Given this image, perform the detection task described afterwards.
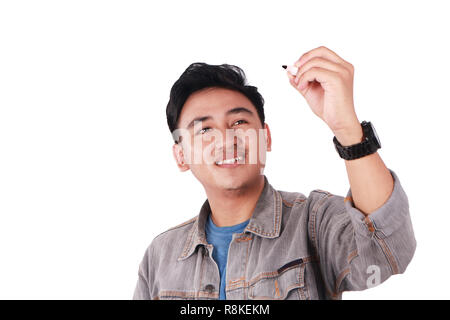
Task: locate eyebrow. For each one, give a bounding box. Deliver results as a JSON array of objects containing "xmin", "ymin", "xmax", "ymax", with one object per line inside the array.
[{"xmin": 186, "ymin": 107, "xmax": 254, "ymax": 129}]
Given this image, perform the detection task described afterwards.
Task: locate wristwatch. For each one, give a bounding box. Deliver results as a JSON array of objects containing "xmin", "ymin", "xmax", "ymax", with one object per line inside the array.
[{"xmin": 333, "ymin": 121, "xmax": 381, "ymax": 160}]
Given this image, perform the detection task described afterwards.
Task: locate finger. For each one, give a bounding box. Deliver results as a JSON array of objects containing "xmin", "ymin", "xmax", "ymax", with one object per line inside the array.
[
  {"xmin": 286, "ymin": 70, "xmax": 297, "ymax": 87},
  {"xmin": 296, "ymin": 67, "xmax": 339, "ymax": 91},
  {"xmin": 294, "ymin": 57, "xmax": 349, "ymax": 85},
  {"xmin": 294, "ymin": 46, "xmax": 353, "ymax": 72}
]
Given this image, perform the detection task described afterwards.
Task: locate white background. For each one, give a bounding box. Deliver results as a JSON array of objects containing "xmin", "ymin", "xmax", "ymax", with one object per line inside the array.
[{"xmin": 0, "ymin": 0, "xmax": 449, "ymax": 299}]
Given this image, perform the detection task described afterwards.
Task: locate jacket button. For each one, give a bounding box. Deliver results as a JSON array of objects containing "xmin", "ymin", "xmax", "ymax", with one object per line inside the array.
[{"xmin": 204, "ymin": 284, "xmax": 215, "ymax": 293}]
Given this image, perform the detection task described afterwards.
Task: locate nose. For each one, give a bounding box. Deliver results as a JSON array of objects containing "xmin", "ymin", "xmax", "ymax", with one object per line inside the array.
[{"xmin": 214, "ymin": 128, "xmax": 245, "ymax": 160}]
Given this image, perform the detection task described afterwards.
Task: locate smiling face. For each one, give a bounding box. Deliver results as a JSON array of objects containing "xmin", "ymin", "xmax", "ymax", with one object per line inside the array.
[{"xmin": 173, "ymin": 87, "xmax": 272, "ymax": 193}]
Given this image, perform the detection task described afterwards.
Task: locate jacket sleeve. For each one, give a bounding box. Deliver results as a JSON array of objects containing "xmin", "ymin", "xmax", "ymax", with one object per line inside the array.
[
  {"xmin": 132, "ymin": 245, "xmax": 152, "ymax": 300},
  {"xmin": 307, "ymin": 168, "xmax": 416, "ymax": 299}
]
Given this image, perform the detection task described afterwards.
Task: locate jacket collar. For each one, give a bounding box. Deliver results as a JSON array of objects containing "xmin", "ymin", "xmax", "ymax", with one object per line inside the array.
[{"xmin": 178, "ymin": 175, "xmax": 282, "ymax": 261}]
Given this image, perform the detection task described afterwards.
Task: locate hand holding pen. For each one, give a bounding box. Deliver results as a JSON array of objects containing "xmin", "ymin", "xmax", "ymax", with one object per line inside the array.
[{"xmin": 282, "ymin": 46, "xmax": 363, "ymax": 145}]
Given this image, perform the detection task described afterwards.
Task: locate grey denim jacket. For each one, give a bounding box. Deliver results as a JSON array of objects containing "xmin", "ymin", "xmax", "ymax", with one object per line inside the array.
[{"xmin": 133, "ymin": 168, "xmax": 416, "ymax": 300}]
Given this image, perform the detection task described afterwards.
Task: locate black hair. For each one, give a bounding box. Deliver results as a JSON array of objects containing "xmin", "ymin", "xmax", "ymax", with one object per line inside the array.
[{"xmin": 166, "ymin": 62, "xmax": 265, "ymax": 143}]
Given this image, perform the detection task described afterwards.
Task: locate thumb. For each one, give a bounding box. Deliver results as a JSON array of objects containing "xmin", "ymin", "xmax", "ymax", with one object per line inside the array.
[
  {"xmin": 286, "ymin": 71, "xmax": 297, "ymax": 88},
  {"xmin": 286, "ymin": 70, "xmax": 308, "ymax": 96}
]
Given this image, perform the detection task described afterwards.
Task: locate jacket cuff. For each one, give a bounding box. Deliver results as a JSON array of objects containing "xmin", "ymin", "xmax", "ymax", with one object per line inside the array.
[{"xmin": 344, "ymin": 168, "xmax": 410, "ymax": 238}]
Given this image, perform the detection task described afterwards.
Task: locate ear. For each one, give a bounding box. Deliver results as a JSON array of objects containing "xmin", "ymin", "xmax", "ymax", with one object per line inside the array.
[
  {"xmin": 264, "ymin": 123, "xmax": 272, "ymax": 152},
  {"xmin": 172, "ymin": 143, "xmax": 190, "ymax": 172}
]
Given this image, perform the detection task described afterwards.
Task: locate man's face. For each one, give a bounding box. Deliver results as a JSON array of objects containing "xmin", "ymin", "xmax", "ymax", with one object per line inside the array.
[{"xmin": 173, "ymin": 87, "xmax": 271, "ymax": 192}]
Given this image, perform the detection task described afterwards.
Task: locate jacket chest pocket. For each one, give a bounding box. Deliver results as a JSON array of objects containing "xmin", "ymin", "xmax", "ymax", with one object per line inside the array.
[{"xmin": 248, "ymin": 258, "xmax": 307, "ymax": 300}]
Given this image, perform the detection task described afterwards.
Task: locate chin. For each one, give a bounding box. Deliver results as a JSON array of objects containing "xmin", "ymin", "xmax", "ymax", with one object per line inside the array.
[
  {"xmin": 192, "ymin": 164, "xmax": 263, "ymax": 192},
  {"xmin": 217, "ymin": 177, "xmax": 246, "ymax": 191},
  {"xmin": 211, "ymin": 166, "xmax": 261, "ymax": 191}
]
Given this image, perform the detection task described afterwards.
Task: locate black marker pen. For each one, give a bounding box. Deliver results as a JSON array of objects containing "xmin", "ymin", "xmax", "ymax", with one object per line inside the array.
[{"xmin": 282, "ymin": 64, "xmax": 299, "ymax": 76}]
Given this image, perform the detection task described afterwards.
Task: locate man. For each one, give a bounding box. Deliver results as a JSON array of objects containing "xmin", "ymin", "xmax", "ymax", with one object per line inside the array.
[{"xmin": 133, "ymin": 46, "xmax": 416, "ymax": 300}]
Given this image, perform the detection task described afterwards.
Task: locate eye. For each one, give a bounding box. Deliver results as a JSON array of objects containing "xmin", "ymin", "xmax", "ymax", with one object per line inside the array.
[
  {"xmin": 198, "ymin": 127, "xmax": 212, "ymax": 135},
  {"xmin": 233, "ymin": 119, "xmax": 248, "ymax": 126}
]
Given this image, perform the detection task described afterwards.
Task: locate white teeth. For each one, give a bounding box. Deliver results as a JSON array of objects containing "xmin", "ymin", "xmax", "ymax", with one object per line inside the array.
[{"xmin": 215, "ymin": 156, "xmax": 243, "ymax": 165}]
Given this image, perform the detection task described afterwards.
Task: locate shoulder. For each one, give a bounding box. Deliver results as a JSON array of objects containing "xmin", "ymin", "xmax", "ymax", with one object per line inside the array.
[
  {"xmin": 307, "ymin": 189, "xmax": 336, "ymax": 206},
  {"xmin": 276, "ymin": 186, "xmax": 340, "ymax": 208},
  {"xmin": 277, "ymin": 189, "xmax": 308, "ymax": 208},
  {"xmin": 152, "ymin": 215, "xmax": 197, "ymax": 244},
  {"xmin": 306, "ymin": 188, "xmax": 347, "ymax": 213},
  {"xmin": 278, "ymin": 185, "xmax": 346, "ymax": 217},
  {"xmin": 139, "ymin": 215, "xmax": 198, "ymax": 268}
]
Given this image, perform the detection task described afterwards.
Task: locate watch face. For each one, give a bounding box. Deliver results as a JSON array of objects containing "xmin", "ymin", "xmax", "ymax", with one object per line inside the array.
[{"xmin": 369, "ymin": 122, "xmax": 381, "ymax": 148}]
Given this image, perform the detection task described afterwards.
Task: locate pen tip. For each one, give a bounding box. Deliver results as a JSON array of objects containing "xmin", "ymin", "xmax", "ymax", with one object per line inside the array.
[{"xmin": 282, "ymin": 65, "xmax": 287, "ymax": 69}]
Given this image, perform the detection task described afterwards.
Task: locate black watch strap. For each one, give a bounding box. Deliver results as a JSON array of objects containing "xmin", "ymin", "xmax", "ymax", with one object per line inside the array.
[{"xmin": 333, "ymin": 121, "xmax": 381, "ymax": 160}]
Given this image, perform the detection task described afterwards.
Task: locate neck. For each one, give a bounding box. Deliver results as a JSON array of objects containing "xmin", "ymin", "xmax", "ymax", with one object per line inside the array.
[{"xmin": 205, "ymin": 175, "xmax": 265, "ymax": 227}]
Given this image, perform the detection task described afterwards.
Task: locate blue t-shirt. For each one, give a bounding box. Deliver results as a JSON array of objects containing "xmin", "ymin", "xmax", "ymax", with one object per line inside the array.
[{"xmin": 205, "ymin": 214, "xmax": 250, "ymax": 300}]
